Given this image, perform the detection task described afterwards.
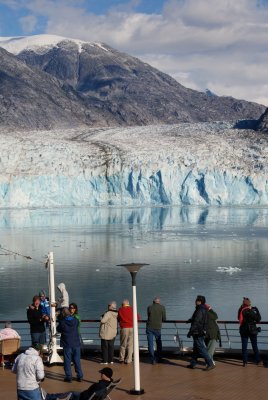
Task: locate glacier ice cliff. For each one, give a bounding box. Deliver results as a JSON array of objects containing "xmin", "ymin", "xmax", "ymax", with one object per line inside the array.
[{"xmin": 0, "ymin": 122, "xmax": 268, "ymax": 208}]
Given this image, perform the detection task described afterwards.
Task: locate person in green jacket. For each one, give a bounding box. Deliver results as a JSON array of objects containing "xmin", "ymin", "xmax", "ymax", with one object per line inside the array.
[
  {"xmin": 146, "ymin": 297, "xmax": 166, "ymax": 364},
  {"xmin": 69, "ymin": 303, "xmax": 81, "ymax": 334},
  {"xmin": 204, "ymin": 304, "xmax": 221, "ymax": 364}
]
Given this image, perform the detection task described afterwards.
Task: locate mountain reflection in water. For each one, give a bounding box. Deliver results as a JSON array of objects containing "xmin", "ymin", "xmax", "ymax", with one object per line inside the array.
[{"xmin": 0, "ymin": 206, "xmax": 268, "ymax": 321}]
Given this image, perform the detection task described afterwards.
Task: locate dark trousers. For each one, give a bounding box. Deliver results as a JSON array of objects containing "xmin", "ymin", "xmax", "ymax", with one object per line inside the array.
[
  {"xmin": 190, "ymin": 336, "xmax": 213, "ymax": 367},
  {"xmin": 241, "ymin": 334, "xmax": 260, "ymax": 363},
  {"xmin": 101, "ymin": 338, "xmax": 115, "ymax": 363},
  {"xmin": 146, "ymin": 328, "xmax": 162, "ymax": 362}
]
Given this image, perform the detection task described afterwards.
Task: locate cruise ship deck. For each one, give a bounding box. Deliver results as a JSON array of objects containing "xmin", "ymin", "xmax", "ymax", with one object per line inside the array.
[{"xmin": 1, "ymin": 353, "xmax": 267, "ymax": 400}]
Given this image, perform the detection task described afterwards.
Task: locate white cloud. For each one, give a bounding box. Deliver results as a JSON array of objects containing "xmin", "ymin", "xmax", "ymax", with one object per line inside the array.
[
  {"xmin": 5, "ymin": 0, "xmax": 268, "ymax": 105},
  {"xmin": 20, "ymin": 14, "xmax": 37, "ymax": 33}
]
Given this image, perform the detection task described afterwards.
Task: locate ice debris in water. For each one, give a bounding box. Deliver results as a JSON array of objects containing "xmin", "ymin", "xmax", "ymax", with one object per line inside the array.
[{"xmin": 216, "ymin": 266, "xmax": 242, "ymax": 275}]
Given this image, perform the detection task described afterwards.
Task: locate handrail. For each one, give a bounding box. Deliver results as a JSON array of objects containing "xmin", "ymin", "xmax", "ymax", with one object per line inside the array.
[
  {"xmin": 1, "ymin": 319, "xmax": 267, "ymax": 353},
  {"xmin": 1, "ymin": 319, "xmax": 268, "ymax": 324}
]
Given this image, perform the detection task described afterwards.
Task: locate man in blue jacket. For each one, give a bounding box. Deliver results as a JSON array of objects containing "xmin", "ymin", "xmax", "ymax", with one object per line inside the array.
[
  {"xmin": 187, "ymin": 295, "xmax": 215, "ymax": 371},
  {"xmin": 58, "ymin": 308, "xmax": 83, "ymax": 382}
]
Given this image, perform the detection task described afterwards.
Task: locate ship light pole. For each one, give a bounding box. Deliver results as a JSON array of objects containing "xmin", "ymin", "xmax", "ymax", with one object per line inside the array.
[{"xmin": 118, "ymin": 262, "xmax": 149, "ymax": 395}]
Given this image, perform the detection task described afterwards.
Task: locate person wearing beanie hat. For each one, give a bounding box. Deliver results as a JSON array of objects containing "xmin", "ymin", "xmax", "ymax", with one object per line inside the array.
[
  {"xmin": 39, "ymin": 290, "xmax": 50, "ymax": 318},
  {"xmin": 99, "ymin": 302, "xmax": 118, "ymax": 364},
  {"xmin": 187, "ymin": 295, "xmax": 215, "ymax": 371},
  {"xmin": 238, "ymin": 297, "xmax": 262, "ymax": 366}
]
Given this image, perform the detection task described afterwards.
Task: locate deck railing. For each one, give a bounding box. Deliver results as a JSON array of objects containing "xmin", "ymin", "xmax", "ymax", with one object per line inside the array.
[{"xmin": 1, "ymin": 320, "xmax": 268, "ymax": 353}]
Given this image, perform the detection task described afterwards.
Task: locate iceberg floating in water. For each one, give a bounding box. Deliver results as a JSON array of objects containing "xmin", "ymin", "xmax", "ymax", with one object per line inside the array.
[
  {"xmin": 0, "ymin": 123, "xmax": 267, "ymax": 208},
  {"xmin": 216, "ymin": 266, "xmax": 242, "ymax": 275}
]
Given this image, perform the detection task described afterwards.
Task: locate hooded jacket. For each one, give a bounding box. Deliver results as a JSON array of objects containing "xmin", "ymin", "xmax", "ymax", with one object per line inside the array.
[
  {"xmin": 99, "ymin": 310, "xmax": 118, "ymax": 340},
  {"xmin": 58, "ymin": 316, "xmax": 80, "ymax": 348},
  {"xmin": 57, "ymin": 283, "xmax": 69, "ymax": 308},
  {"xmin": 12, "ymin": 347, "xmax": 44, "ymax": 390}
]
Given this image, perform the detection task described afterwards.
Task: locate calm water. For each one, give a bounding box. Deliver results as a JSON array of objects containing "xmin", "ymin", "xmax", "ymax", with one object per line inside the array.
[{"xmin": 0, "ymin": 206, "xmax": 268, "ymax": 322}]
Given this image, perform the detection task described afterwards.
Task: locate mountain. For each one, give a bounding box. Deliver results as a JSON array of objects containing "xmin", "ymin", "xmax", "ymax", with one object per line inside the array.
[
  {"xmin": 256, "ymin": 108, "xmax": 268, "ymax": 132},
  {"xmin": 0, "ymin": 35, "xmax": 266, "ymax": 129},
  {"xmin": 0, "ymin": 46, "xmax": 124, "ymax": 129}
]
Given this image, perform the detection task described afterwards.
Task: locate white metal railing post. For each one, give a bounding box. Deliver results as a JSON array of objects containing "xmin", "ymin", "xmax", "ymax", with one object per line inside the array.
[{"xmin": 48, "ymin": 251, "xmax": 63, "ymax": 364}]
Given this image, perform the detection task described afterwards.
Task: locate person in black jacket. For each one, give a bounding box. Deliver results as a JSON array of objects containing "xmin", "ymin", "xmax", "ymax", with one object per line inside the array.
[
  {"xmin": 238, "ymin": 297, "xmax": 261, "ymax": 366},
  {"xmin": 187, "ymin": 295, "xmax": 215, "ymax": 371},
  {"xmin": 27, "ymin": 295, "xmax": 49, "ymax": 346},
  {"xmin": 43, "ymin": 367, "xmax": 113, "ymax": 400}
]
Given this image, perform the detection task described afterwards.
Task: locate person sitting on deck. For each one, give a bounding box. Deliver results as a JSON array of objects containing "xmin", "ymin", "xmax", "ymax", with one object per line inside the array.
[
  {"xmin": 0, "ymin": 321, "xmax": 20, "ymax": 340},
  {"xmin": 0, "ymin": 321, "xmax": 21, "ymax": 366},
  {"xmin": 42, "ymin": 367, "xmax": 114, "ymax": 400}
]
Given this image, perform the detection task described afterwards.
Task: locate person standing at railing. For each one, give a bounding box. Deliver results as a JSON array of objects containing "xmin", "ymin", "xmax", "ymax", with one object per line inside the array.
[
  {"xmin": 118, "ymin": 299, "xmax": 140, "ymax": 364},
  {"xmin": 146, "ymin": 297, "xmax": 166, "ymax": 364},
  {"xmin": 57, "ymin": 307, "xmax": 83, "ymax": 383},
  {"xmin": 99, "ymin": 301, "xmax": 118, "ymax": 365},
  {"xmin": 204, "ymin": 304, "xmax": 221, "ymax": 365},
  {"xmin": 27, "ymin": 295, "xmax": 49, "ymax": 347},
  {"xmin": 238, "ymin": 297, "xmax": 261, "ymax": 367},
  {"xmin": 187, "ymin": 295, "xmax": 215, "ymax": 371}
]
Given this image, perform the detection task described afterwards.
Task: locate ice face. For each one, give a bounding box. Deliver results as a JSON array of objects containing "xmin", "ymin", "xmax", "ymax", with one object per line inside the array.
[{"xmin": 0, "ymin": 123, "xmax": 267, "ymax": 208}]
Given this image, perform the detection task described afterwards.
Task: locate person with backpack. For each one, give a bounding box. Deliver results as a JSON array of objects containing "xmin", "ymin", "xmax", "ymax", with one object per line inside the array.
[{"xmin": 238, "ymin": 297, "xmax": 261, "ymax": 366}]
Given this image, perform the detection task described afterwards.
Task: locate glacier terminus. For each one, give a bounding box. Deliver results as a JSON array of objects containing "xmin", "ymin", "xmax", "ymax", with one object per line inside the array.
[{"xmin": 1, "ymin": 122, "xmax": 268, "ymax": 208}]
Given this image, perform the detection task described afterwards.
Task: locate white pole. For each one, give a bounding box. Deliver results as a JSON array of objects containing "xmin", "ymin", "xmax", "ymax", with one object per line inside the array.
[
  {"xmin": 48, "ymin": 252, "xmax": 63, "ymax": 364},
  {"xmin": 132, "ymin": 284, "xmax": 141, "ymax": 392}
]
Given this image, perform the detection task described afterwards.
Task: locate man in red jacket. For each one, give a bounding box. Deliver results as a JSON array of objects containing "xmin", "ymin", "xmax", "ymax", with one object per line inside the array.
[{"xmin": 118, "ymin": 299, "xmax": 140, "ymax": 364}]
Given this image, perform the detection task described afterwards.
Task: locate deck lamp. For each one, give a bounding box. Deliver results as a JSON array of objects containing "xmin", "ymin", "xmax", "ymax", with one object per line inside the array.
[{"xmin": 118, "ymin": 262, "xmax": 149, "ymax": 395}]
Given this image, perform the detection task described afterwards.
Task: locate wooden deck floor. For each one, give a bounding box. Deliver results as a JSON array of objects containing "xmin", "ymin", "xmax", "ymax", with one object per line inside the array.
[{"xmin": 1, "ymin": 354, "xmax": 268, "ymax": 400}]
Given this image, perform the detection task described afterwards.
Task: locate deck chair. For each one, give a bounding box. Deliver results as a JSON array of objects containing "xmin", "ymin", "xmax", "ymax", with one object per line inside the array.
[
  {"xmin": 105, "ymin": 378, "xmax": 122, "ymax": 400},
  {"xmin": 0, "ymin": 338, "xmax": 20, "ymax": 369},
  {"xmin": 88, "ymin": 378, "xmax": 122, "ymax": 400}
]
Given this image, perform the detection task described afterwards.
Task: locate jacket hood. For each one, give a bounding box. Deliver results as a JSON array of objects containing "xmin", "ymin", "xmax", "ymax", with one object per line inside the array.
[
  {"xmin": 63, "ymin": 316, "xmax": 77, "ymax": 327},
  {"xmin": 25, "ymin": 347, "xmax": 39, "ymax": 356},
  {"xmin": 57, "ymin": 283, "xmax": 66, "ymax": 293}
]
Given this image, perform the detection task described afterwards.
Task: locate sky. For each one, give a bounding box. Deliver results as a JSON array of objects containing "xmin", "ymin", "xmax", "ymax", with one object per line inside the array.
[{"xmin": 0, "ymin": 0, "xmax": 268, "ymax": 106}]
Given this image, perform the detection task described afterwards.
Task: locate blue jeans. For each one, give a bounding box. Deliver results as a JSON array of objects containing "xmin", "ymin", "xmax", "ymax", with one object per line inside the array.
[
  {"xmin": 190, "ymin": 336, "xmax": 213, "ymax": 367},
  {"xmin": 241, "ymin": 334, "xmax": 260, "ymax": 363},
  {"xmin": 17, "ymin": 388, "xmax": 42, "ymax": 400},
  {"xmin": 31, "ymin": 332, "xmax": 46, "ymax": 346},
  {"xmin": 146, "ymin": 328, "xmax": 162, "ymax": 362},
  {"xmin": 63, "ymin": 347, "xmax": 83, "ymax": 380}
]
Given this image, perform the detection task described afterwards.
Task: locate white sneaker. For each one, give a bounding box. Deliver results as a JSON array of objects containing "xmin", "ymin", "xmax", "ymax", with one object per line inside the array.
[
  {"xmin": 109, "ymin": 362, "xmax": 114, "ymax": 364},
  {"xmin": 100, "ymin": 362, "xmax": 108, "ymax": 365}
]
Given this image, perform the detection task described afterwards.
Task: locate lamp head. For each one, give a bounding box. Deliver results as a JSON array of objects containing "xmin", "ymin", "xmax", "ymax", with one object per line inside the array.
[{"xmin": 117, "ymin": 263, "xmax": 149, "ymax": 273}]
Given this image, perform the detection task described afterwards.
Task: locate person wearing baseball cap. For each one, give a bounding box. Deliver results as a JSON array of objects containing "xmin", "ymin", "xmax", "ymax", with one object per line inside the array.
[{"xmin": 78, "ymin": 367, "xmax": 113, "ymax": 400}]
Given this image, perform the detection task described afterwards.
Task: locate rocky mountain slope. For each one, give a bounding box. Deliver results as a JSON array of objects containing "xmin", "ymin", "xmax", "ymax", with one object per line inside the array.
[
  {"xmin": 0, "ymin": 35, "xmax": 266, "ymax": 129},
  {"xmin": 0, "ymin": 47, "xmax": 123, "ymax": 129},
  {"xmin": 256, "ymin": 108, "xmax": 268, "ymax": 132}
]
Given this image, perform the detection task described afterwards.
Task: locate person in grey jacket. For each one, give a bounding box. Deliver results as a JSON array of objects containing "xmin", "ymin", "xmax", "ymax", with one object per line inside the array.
[
  {"xmin": 146, "ymin": 297, "xmax": 166, "ymax": 364},
  {"xmin": 57, "ymin": 283, "xmax": 69, "ymax": 309},
  {"xmin": 12, "ymin": 344, "xmax": 44, "ymax": 400},
  {"xmin": 99, "ymin": 301, "xmax": 118, "ymax": 364}
]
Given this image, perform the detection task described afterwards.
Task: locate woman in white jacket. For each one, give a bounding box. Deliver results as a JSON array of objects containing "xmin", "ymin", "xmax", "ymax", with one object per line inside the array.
[{"xmin": 99, "ymin": 301, "xmax": 118, "ymax": 364}]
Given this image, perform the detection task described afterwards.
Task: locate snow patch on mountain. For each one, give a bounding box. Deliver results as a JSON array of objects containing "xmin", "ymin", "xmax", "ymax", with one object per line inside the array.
[
  {"xmin": 0, "ymin": 34, "xmax": 110, "ymax": 55},
  {"xmin": 0, "ymin": 123, "xmax": 268, "ymax": 208}
]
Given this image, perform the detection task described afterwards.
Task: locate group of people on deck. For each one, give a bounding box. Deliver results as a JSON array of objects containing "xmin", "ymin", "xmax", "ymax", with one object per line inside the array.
[{"xmin": 0, "ymin": 285, "xmax": 263, "ymax": 400}]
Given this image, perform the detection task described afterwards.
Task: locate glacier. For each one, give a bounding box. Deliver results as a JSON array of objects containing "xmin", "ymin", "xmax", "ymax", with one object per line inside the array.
[{"xmin": 0, "ymin": 122, "xmax": 268, "ymax": 208}]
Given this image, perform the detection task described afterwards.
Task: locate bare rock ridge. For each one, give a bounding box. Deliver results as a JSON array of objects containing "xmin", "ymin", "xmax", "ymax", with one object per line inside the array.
[
  {"xmin": 256, "ymin": 108, "xmax": 268, "ymax": 132},
  {"xmin": 0, "ymin": 35, "xmax": 266, "ymax": 129}
]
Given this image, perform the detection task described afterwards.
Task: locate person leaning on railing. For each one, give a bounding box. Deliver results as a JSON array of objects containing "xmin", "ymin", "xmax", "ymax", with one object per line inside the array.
[{"xmin": 238, "ymin": 297, "xmax": 262, "ymax": 367}]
